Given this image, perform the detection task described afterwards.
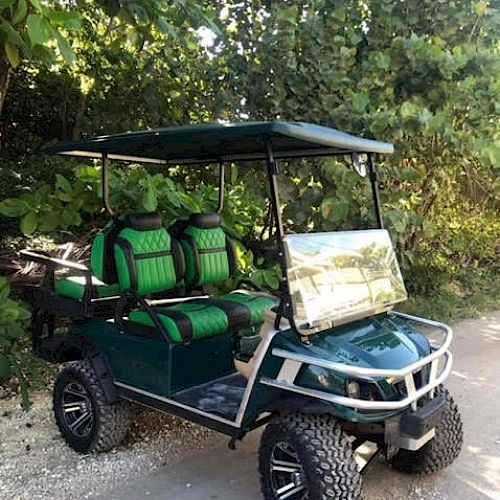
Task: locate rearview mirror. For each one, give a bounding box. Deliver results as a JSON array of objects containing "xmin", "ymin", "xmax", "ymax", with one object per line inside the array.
[{"xmin": 352, "ymin": 153, "xmax": 367, "ymax": 177}]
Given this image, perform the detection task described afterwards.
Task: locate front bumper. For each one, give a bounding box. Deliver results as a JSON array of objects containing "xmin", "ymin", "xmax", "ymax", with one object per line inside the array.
[{"xmin": 260, "ymin": 312, "xmax": 453, "ymax": 412}]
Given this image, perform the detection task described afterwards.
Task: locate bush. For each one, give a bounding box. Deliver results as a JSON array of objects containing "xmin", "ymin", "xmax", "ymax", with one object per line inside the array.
[{"xmin": 0, "ymin": 277, "xmax": 32, "ymax": 409}]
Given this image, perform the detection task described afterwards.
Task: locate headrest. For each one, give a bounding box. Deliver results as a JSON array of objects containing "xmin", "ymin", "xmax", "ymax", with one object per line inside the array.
[
  {"xmin": 124, "ymin": 212, "xmax": 163, "ymax": 231},
  {"xmin": 189, "ymin": 213, "xmax": 221, "ymax": 229}
]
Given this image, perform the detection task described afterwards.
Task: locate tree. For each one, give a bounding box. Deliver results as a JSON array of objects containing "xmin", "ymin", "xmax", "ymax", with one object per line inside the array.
[{"xmin": 0, "ymin": 0, "xmax": 82, "ymax": 113}]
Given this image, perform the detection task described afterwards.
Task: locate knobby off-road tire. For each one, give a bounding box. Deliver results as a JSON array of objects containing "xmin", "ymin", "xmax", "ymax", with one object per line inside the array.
[
  {"xmin": 390, "ymin": 385, "xmax": 463, "ymax": 475},
  {"xmin": 53, "ymin": 360, "xmax": 134, "ymax": 453},
  {"xmin": 259, "ymin": 413, "xmax": 362, "ymax": 500}
]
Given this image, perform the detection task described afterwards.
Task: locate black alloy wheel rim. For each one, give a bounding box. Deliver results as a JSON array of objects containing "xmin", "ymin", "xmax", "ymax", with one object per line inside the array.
[
  {"xmin": 270, "ymin": 441, "xmax": 309, "ymax": 500},
  {"xmin": 61, "ymin": 382, "xmax": 94, "ymax": 437}
]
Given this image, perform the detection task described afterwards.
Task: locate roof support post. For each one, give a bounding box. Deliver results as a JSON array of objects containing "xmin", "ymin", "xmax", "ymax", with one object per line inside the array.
[
  {"xmin": 368, "ymin": 154, "xmax": 383, "ymax": 229},
  {"xmin": 265, "ymin": 140, "xmax": 297, "ymax": 333},
  {"xmin": 217, "ymin": 161, "xmax": 225, "ymax": 213},
  {"xmin": 101, "ymin": 153, "xmax": 113, "ymax": 216}
]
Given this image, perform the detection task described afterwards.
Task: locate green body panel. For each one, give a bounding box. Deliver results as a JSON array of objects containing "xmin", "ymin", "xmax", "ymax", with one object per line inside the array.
[
  {"xmin": 115, "ymin": 227, "xmax": 178, "ymax": 294},
  {"xmin": 71, "ymin": 319, "xmax": 235, "ymax": 396},
  {"xmin": 69, "ymin": 312, "xmax": 430, "ymax": 428},
  {"xmin": 55, "ymin": 275, "xmax": 120, "ymax": 299},
  {"xmin": 241, "ymin": 313, "xmax": 431, "ymax": 426},
  {"xmin": 183, "ymin": 225, "xmax": 229, "ymax": 286},
  {"xmin": 129, "ymin": 302, "xmax": 230, "ymax": 343}
]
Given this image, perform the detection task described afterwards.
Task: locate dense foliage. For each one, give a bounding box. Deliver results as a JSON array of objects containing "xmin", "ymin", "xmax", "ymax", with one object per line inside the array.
[{"xmin": 0, "ymin": 1, "xmax": 499, "ymax": 394}]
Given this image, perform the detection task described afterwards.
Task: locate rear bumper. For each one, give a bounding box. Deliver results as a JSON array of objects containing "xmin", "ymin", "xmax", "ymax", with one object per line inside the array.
[{"xmin": 260, "ymin": 312, "xmax": 452, "ymax": 412}]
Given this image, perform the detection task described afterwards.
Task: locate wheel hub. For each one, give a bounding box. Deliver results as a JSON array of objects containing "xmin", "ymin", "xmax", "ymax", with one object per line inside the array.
[
  {"xmin": 270, "ymin": 442, "xmax": 308, "ymax": 500},
  {"xmin": 61, "ymin": 382, "xmax": 94, "ymax": 437}
]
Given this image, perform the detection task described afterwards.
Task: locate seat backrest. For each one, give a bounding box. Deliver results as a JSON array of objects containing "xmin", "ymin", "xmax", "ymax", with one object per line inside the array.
[
  {"xmin": 114, "ymin": 213, "xmax": 185, "ymax": 295},
  {"xmin": 180, "ymin": 213, "xmax": 237, "ymax": 287},
  {"xmin": 90, "ymin": 219, "xmax": 125, "ymax": 284}
]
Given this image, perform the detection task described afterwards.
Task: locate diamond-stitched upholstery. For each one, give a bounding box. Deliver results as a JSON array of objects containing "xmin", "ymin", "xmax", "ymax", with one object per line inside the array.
[
  {"xmin": 129, "ymin": 301, "xmax": 229, "ymax": 343},
  {"xmin": 182, "ymin": 225, "xmax": 229, "ymax": 286},
  {"xmin": 114, "ymin": 224, "xmax": 181, "ymax": 295}
]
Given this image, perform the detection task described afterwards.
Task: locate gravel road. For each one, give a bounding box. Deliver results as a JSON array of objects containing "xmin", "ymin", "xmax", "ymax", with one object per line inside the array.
[
  {"xmin": 1, "ymin": 311, "xmax": 499, "ymax": 500},
  {"xmin": 0, "ymin": 394, "xmax": 217, "ymax": 499}
]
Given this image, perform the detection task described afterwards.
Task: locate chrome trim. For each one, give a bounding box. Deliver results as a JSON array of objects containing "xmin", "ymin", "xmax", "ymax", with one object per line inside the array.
[
  {"xmin": 261, "ymin": 352, "xmax": 452, "ymax": 411},
  {"xmin": 235, "ymin": 329, "xmax": 279, "ymax": 425},
  {"xmin": 114, "ymin": 381, "xmax": 241, "ymax": 427},
  {"xmin": 262, "ymin": 313, "xmax": 453, "ymax": 411},
  {"xmin": 146, "ymin": 295, "xmax": 209, "ymax": 306}
]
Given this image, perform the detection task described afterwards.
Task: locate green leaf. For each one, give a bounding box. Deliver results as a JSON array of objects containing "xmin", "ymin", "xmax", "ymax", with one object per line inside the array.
[
  {"xmin": 55, "ymin": 173, "xmax": 72, "ymax": 193},
  {"xmin": 351, "ymin": 92, "xmax": 369, "ymax": 113},
  {"xmin": 141, "ymin": 188, "xmax": 158, "ymax": 212},
  {"xmin": 28, "ymin": 0, "xmax": 42, "ymax": 11},
  {"xmin": 0, "ymin": 21, "xmax": 26, "ymax": 48},
  {"xmin": 11, "ymin": 0, "xmax": 27, "ymax": 25},
  {"xmin": 5, "ymin": 41, "xmax": 20, "ymax": 66},
  {"xmin": 0, "ymin": 354, "xmax": 11, "ymax": 381},
  {"xmin": 0, "ymin": 0, "xmax": 16, "ymax": 8},
  {"xmin": 156, "ymin": 17, "xmax": 179, "ymax": 39},
  {"xmin": 45, "ymin": 10, "xmax": 81, "ymax": 31},
  {"xmin": 54, "ymin": 29, "xmax": 75, "ymax": 64},
  {"xmin": 4, "ymin": 323, "xmax": 24, "ymax": 340},
  {"xmin": 31, "ymin": 44, "xmax": 56, "ymax": 64},
  {"xmin": 263, "ymin": 270, "xmax": 280, "ymax": 290},
  {"xmin": 320, "ymin": 198, "xmax": 349, "ymax": 222},
  {"xmin": 20, "ymin": 211, "xmax": 37, "ymax": 234},
  {"xmin": 0, "ymin": 198, "xmax": 29, "ymax": 217},
  {"xmin": 0, "ymin": 277, "xmax": 11, "ymax": 302},
  {"xmin": 26, "ymin": 13, "xmax": 51, "ymax": 45}
]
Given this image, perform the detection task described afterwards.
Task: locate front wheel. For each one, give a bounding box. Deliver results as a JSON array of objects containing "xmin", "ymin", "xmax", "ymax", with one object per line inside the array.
[
  {"xmin": 53, "ymin": 360, "xmax": 134, "ymax": 453},
  {"xmin": 259, "ymin": 413, "xmax": 362, "ymax": 500},
  {"xmin": 389, "ymin": 385, "xmax": 463, "ymax": 474}
]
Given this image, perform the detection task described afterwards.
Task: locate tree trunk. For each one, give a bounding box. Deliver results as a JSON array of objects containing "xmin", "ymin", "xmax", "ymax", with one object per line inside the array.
[{"xmin": 0, "ymin": 55, "xmax": 11, "ymax": 116}]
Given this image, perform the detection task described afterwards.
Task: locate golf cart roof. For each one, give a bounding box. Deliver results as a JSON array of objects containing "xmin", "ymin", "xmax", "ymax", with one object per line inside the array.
[{"xmin": 45, "ymin": 121, "xmax": 394, "ymax": 165}]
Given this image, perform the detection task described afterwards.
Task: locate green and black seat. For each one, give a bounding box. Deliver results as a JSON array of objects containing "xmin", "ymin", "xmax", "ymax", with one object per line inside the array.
[
  {"xmin": 179, "ymin": 213, "xmax": 278, "ymax": 329},
  {"xmin": 115, "ymin": 213, "xmax": 242, "ymax": 343},
  {"xmin": 55, "ymin": 220, "xmax": 123, "ymax": 300}
]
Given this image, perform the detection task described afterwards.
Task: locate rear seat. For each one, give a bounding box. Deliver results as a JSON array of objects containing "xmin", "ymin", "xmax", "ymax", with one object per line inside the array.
[{"xmin": 56, "ymin": 220, "xmax": 123, "ymax": 300}]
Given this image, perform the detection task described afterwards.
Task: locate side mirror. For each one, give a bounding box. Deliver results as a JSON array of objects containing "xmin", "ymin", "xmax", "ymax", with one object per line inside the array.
[{"xmin": 352, "ymin": 153, "xmax": 367, "ymax": 178}]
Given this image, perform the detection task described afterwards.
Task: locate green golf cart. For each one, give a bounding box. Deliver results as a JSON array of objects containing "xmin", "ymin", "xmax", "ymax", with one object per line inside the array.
[{"xmin": 21, "ymin": 122, "xmax": 462, "ymax": 499}]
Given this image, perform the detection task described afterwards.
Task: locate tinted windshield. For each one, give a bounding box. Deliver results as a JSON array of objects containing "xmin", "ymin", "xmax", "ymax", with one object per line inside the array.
[{"xmin": 284, "ymin": 230, "xmax": 407, "ymax": 330}]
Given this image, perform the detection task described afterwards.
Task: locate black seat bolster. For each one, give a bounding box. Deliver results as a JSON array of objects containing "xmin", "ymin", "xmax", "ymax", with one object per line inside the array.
[
  {"xmin": 124, "ymin": 212, "xmax": 163, "ymax": 231},
  {"xmin": 182, "ymin": 233, "xmax": 202, "ymax": 286},
  {"xmin": 171, "ymin": 238, "xmax": 186, "ymax": 282},
  {"xmin": 225, "ymin": 236, "xmax": 238, "ymax": 276},
  {"xmin": 100, "ymin": 219, "xmax": 125, "ymax": 283},
  {"xmin": 154, "ymin": 308, "xmax": 194, "ymax": 343},
  {"xmin": 204, "ymin": 298, "xmax": 251, "ymax": 331},
  {"xmin": 189, "ymin": 212, "xmax": 221, "ymax": 229}
]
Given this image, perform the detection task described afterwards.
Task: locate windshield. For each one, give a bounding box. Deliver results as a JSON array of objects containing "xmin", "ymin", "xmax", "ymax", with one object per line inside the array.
[{"xmin": 284, "ymin": 230, "xmax": 407, "ymax": 331}]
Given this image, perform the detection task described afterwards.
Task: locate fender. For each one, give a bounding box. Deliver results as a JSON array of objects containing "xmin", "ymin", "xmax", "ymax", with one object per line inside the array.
[{"xmin": 37, "ymin": 334, "xmax": 119, "ymax": 404}]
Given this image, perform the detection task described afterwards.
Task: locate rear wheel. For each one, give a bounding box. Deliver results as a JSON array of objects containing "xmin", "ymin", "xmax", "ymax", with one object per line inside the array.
[
  {"xmin": 389, "ymin": 386, "xmax": 463, "ymax": 474},
  {"xmin": 53, "ymin": 360, "xmax": 133, "ymax": 453},
  {"xmin": 259, "ymin": 413, "xmax": 362, "ymax": 499}
]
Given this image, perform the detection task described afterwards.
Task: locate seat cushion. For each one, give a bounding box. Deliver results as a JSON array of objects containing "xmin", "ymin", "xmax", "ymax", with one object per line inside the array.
[
  {"xmin": 55, "ymin": 276, "xmax": 120, "ymax": 300},
  {"xmin": 128, "ymin": 293, "xmax": 277, "ymax": 344},
  {"xmin": 128, "ymin": 301, "xmax": 230, "ymax": 343},
  {"xmin": 217, "ymin": 292, "xmax": 277, "ymax": 326}
]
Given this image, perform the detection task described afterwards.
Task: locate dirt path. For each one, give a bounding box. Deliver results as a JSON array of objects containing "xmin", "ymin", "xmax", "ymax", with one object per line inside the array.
[{"xmin": 1, "ymin": 312, "xmax": 499, "ymax": 500}]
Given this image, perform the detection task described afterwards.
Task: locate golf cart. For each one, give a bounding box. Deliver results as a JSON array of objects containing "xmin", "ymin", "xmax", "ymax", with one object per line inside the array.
[{"xmin": 21, "ymin": 122, "xmax": 462, "ymax": 499}]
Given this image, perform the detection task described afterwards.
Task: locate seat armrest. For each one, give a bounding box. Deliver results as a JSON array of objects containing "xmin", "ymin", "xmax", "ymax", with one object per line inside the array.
[{"xmin": 20, "ymin": 250, "xmax": 89, "ymax": 272}]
